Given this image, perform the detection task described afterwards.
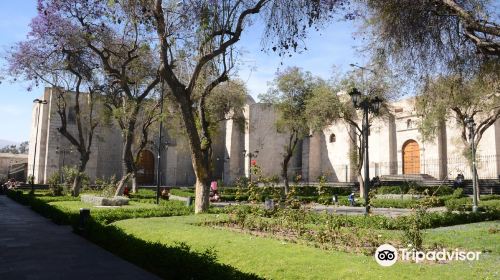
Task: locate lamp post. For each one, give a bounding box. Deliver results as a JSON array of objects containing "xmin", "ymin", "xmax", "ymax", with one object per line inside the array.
[
  {"xmin": 243, "ymin": 150, "xmax": 259, "ymax": 182},
  {"xmin": 348, "ymin": 87, "xmax": 383, "ymax": 215},
  {"xmin": 31, "ymin": 98, "xmax": 48, "ymax": 194},
  {"xmin": 156, "ymin": 81, "xmax": 167, "ymax": 205},
  {"xmin": 465, "ymin": 116, "xmax": 479, "ymax": 212}
]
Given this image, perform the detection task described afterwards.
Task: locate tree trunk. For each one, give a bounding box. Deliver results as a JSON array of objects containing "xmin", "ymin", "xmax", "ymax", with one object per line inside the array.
[
  {"xmin": 115, "ymin": 137, "xmax": 135, "ymax": 196},
  {"xmin": 71, "ymin": 153, "xmax": 89, "ymax": 197},
  {"xmin": 282, "ymin": 155, "xmax": 291, "ymax": 194},
  {"xmin": 115, "ymin": 172, "xmax": 133, "ymax": 196},
  {"xmin": 131, "ymin": 173, "xmax": 138, "ymax": 193},
  {"xmin": 165, "ymin": 91, "xmax": 212, "ymax": 213},
  {"xmin": 194, "ymin": 176, "xmax": 210, "ymax": 213},
  {"xmin": 357, "ymin": 173, "xmax": 365, "ymax": 198},
  {"xmin": 115, "ymin": 108, "xmax": 138, "ymax": 196}
]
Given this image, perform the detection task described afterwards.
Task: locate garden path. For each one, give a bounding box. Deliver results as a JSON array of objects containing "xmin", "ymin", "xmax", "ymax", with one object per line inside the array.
[{"xmin": 0, "ymin": 195, "xmax": 160, "ymax": 280}]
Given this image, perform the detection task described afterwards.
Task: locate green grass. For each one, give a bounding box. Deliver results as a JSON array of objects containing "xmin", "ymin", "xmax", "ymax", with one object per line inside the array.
[
  {"xmin": 425, "ymin": 221, "xmax": 500, "ymax": 254},
  {"xmin": 113, "ymin": 215, "xmax": 500, "ymax": 279},
  {"xmin": 170, "ymin": 188, "xmax": 195, "ymax": 198},
  {"xmin": 48, "ymin": 200, "xmax": 161, "ymax": 213}
]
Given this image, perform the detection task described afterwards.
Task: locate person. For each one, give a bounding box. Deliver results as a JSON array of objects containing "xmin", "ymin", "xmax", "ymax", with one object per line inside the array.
[
  {"xmin": 209, "ymin": 181, "xmax": 220, "ymax": 202},
  {"xmin": 453, "ymin": 173, "xmax": 465, "ymax": 189},
  {"xmin": 123, "ymin": 186, "xmax": 130, "ymax": 197},
  {"xmin": 6, "ymin": 178, "xmax": 17, "ymax": 190},
  {"xmin": 348, "ymin": 193, "xmax": 356, "ymax": 206},
  {"xmin": 161, "ymin": 187, "xmax": 170, "ymax": 200}
]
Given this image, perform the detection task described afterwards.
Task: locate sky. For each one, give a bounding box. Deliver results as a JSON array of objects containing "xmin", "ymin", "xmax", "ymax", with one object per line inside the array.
[{"xmin": 0, "ymin": 1, "xmax": 367, "ymax": 143}]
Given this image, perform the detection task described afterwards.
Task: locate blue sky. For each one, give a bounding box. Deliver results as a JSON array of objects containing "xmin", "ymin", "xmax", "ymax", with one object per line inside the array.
[{"xmin": 0, "ymin": 1, "xmax": 366, "ymax": 143}]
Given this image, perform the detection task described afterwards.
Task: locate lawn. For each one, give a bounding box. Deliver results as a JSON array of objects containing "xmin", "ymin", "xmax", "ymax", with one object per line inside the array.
[
  {"xmin": 48, "ymin": 200, "xmax": 162, "ymax": 212},
  {"xmin": 113, "ymin": 215, "xmax": 500, "ymax": 279}
]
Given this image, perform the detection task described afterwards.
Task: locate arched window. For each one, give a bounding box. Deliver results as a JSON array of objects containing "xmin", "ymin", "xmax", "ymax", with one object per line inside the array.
[{"xmin": 329, "ymin": 133, "xmax": 336, "ymax": 143}]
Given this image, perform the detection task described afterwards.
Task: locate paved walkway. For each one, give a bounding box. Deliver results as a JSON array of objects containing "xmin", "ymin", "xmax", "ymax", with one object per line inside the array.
[{"xmin": 0, "ymin": 195, "xmax": 160, "ymax": 280}]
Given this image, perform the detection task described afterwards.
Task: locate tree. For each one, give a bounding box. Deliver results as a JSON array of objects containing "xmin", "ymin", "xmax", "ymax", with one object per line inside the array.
[
  {"xmin": 364, "ymin": 0, "xmax": 500, "ymax": 63},
  {"xmin": 142, "ymin": 0, "xmax": 346, "ymax": 213},
  {"xmin": 305, "ymin": 68, "xmax": 391, "ymax": 198},
  {"xmin": 259, "ymin": 67, "xmax": 317, "ymax": 194},
  {"xmin": 29, "ymin": 0, "xmax": 165, "ymax": 196},
  {"xmin": 6, "ymin": 8, "xmax": 102, "ymax": 196},
  {"xmin": 363, "ymin": 0, "xmax": 499, "ymax": 77},
  {"xmin": 416, "ymin": 60, "xmax": 500, "ymax": 199},
  {"xmin": 18, "ymin": 141, "xmax": 29, "ymax": 154},
  {"xmin": 0, "ymin": 142, "xmax": 29, "ymax": 154}
]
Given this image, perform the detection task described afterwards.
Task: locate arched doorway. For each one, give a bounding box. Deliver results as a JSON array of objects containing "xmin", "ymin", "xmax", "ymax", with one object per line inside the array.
[
  {"xmin": 136, "ymin": 150, "xmax": 155, "ymax": 185},
  {"xmin": 402, "ymin": 140, "xmax": 420, "ymax": 174}
]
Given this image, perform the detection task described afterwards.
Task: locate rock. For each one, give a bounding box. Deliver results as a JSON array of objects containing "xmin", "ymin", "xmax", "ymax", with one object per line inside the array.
[{"xmin": 81, "ymin": 194, "xmax": 129, "ymax": 206}]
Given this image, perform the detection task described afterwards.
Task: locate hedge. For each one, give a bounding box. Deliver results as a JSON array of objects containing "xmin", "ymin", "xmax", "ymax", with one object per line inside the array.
[
  {"xmin": 375, "ymin": 185, "xmax": 455, "ymax": 196},
  {"xmin": 6, "ymin": 190, "xmax": 260, "ymax": 280}
]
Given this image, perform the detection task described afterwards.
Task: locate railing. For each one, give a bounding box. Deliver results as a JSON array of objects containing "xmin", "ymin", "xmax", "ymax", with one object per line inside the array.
[{"xmin": 366, "ymin": 155, "xmax": 499, "ymax": 180}]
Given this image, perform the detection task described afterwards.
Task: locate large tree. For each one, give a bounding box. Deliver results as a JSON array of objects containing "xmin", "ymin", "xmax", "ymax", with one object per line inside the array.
[
  {"xmin": 259, "ymin": 67, "xmax": 318, "ymax": 194},
  {"xmin": 31, "ymin": 0, "xmax": 164, "ymax": 195},
  {"xmin": 363, "ymin": 0, "xmax": 499, "ymax": 78},
  {"xmin": 7, "ymin": 10, "xmax": 103, "ymax": 196},
  {"xmin": 141, "ymin": 0, "xmax": 347, "ymax": 212},
  {"xmin": 305, "ymin": 67, "xmax": 392, "ymax": 198},
  {"xmin": 416, "ymin": 60, "xmax": 500, "ymax": 198}
]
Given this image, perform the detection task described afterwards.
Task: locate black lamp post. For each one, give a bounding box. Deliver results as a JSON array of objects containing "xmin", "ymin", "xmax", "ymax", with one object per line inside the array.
[
  {"xmin": 465, "ymin": 116, "xmax": 479, "ymax": 212},
  {"xmin": 243, "ymin": 150, "xmax": 259, "ymax": 182},
  {"xmin": 156, "ymin": 81, "xmax": 168, "ymax": 205},
  {"xmin": 348, "ymin": 87, "xmax": 383, "ymax": 215},
  {"xmin": 31, "ymin": 98, "xmax": 48, "ymax": 194}
]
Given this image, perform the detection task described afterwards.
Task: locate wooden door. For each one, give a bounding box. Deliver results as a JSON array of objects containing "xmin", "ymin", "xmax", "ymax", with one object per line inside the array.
[
  {"xmin": 137, "ymin": 150, "xmax": 155, "ymax": 185},
  {"xmin": 403, "ymin": 140, "xmax": 420, "ymax": 174}
]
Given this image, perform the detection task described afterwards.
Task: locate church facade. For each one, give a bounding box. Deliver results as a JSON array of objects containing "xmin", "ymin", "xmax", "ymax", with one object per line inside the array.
[{"xmin": 28, "ymin": 87, "xmax": 500, "ymax": 186}]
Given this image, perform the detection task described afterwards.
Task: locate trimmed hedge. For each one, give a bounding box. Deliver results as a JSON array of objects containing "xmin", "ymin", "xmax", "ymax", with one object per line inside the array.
[
  {"xmin": 375, "ymin": 185, "xmax": 455, "ymax": 196},
  {"xmin": 6, "ymin": 190, "xmax": 260, "ymax": 280},
  {"xmin": 445, "ymin": 197, "xmax": 500, "ymax": 212}
]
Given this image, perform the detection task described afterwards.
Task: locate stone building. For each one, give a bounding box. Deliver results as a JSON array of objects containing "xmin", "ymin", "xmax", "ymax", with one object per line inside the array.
[{"xmin": 28, "ymin": 87, "xmax": 500, "ymax": 186}]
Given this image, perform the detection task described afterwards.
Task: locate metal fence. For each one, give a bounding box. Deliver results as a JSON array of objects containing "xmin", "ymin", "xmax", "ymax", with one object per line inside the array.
[{"xmin": 370, "ymin": 155, "xmax": 500, "ymax": 180}]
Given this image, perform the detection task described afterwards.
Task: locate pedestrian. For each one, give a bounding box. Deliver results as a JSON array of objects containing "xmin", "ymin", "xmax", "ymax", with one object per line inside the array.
[{"xmin": 348, "ymin": 193, "xmax": 356, "ymax": 206}]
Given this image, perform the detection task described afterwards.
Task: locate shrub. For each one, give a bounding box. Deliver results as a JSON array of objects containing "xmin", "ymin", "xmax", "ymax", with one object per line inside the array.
[
  {"xmin": 445, "ymin": 197, "xmax": 472, "ymax": 212},
  {"xmin": 370, "ymin": 198, "xmax": 418, "ymax": 208},
  {"xmin": 47, "ymin": 172, "xmax": 64, "ymax": 196},
  {"xmin": 170, "ymin": 188, "xmax": 195, "ymax": 198},
  {"xmin": 400, "ymin": 207, "xmax": 430, "ymax": 250},
  {"xmin": 96, "ymin": 176, "xmax": 118, "ymax": 198}
]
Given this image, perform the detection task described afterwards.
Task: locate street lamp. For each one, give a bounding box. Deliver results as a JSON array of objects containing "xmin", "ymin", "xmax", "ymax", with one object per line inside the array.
[
  {"xmin": 243, "ymin": 150, "xmax": 259, "ymax": 182},
  {"xmin": 156, "ymin": 81, "xmax": 168, "ymax": 205},
  {"xmin": 31, "ymin": 98, "xmax": 48, "ymax": 194},
  {"xmin": 465, "ymin": 116, "xmax": 479, "ymax": 212},
  {"xmin": 348, "ymin": 87, "xmax": 383, "ymax": 215}
]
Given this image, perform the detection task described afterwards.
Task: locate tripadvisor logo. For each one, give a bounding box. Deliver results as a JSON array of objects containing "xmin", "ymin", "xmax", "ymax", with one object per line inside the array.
[
  {"xmin": 374, "ymin": 244, "xmax": 482, "ymax": 267},
  {"xmin": 375, "ymin": 244, "xmax": 398, "ymax": 267}
]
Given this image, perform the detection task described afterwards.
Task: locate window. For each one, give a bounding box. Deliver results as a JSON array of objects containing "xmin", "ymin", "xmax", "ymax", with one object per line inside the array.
[
  {"xmin": 329, "ymin": 133, "xmax": 336, "ymax": 143},
  {"xmin": 406, "ymin": 119, "xmax": 412, "ymax": 129}
]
